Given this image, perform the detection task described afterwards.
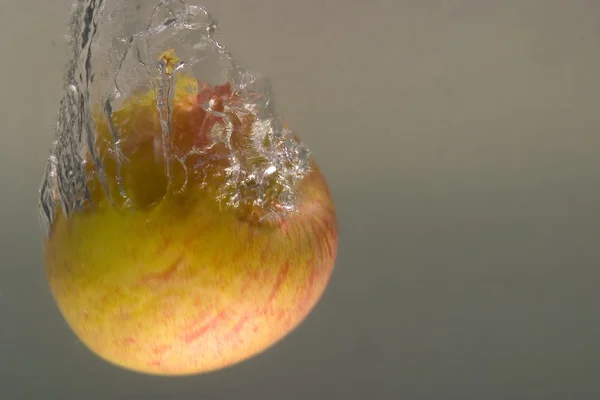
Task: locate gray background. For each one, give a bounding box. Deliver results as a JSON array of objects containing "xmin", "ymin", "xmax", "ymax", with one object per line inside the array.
[{"xmin": 2, "ymin": 0, "xmax": 600, "ymax": 398}]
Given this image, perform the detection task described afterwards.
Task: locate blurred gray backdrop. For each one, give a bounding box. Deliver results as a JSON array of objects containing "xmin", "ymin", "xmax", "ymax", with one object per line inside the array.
[{"xmin": 2, "ymin": 0, "xmax": 600, "ymax": 399}]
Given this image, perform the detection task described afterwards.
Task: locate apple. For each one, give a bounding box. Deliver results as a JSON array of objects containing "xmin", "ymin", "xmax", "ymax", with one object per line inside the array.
[{"xmin": 43, "ymin": 58, "xmax": 338, "ymax": 375}]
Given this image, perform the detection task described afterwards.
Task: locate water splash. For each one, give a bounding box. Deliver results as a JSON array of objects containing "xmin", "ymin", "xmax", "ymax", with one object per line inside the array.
[{"xmin": 39, "ymin": 0, "xmax": 312, "ymax": 236}]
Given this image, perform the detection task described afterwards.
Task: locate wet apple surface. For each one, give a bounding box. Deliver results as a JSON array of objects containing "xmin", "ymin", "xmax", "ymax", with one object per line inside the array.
[
  {"xmin": 43, "ymin": 70, "xmax": 338, "ymax": 375},
  {"xmin": 40, "ymin": 0, "xmax": 339, "ymax": 375}
]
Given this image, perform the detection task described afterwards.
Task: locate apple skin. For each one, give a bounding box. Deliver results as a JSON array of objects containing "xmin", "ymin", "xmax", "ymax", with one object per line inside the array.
[
  {"xmin": 43, "ymin": 72, "xmax": 338, "ymax": 375},
  {"xmin": 44, "ymin": 168, "xmax": 337, "ymax": 375}
]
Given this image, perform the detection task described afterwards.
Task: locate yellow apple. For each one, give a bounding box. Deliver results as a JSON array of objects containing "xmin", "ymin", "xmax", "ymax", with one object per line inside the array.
[{"xmin": 43, "ymin": 64, "xmax": 338, "ymax": 375}]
